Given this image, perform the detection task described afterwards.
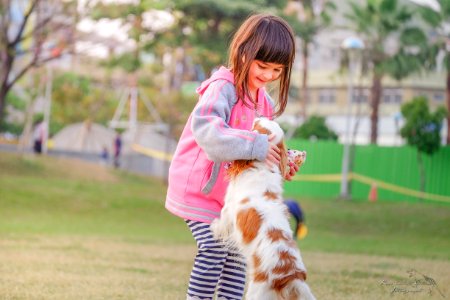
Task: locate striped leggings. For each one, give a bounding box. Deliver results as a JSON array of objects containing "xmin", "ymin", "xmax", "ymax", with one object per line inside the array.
[{"xmin": 185, "ymin": 220, "xmax": 246, "ymax": 300}]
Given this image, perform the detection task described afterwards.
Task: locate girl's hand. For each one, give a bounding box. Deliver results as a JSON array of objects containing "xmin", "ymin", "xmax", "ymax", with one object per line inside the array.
[
  {"xmin": 284, "ymin": 162, "xmax": 299, "ymax": 181},
  {"xmin": 265, "ymin": 134, "xmax": 280, "ymax": 168}
]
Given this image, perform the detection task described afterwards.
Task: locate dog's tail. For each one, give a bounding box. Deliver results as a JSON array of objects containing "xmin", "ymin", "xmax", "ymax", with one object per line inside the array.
[{"xmin": 282, "ymin": 280, "xmax": 316, "ymax": 300}]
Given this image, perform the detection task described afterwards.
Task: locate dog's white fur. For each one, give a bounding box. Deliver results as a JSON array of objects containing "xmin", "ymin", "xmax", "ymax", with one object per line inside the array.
[{"xmin": 211, "ymin": 118, "xmax": 315, "ymax": 300}]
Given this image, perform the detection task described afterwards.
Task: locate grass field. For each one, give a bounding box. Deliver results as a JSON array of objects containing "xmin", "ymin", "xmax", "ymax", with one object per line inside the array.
[{"xmin": 0, "ymin": 152, "xmax": 449, "ymax": 299}]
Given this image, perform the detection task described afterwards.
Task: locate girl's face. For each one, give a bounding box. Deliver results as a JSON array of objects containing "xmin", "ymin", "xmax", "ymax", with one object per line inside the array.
[{"xmin": 248, "ymin": 60, "xmax": 284, "ymax": 94}]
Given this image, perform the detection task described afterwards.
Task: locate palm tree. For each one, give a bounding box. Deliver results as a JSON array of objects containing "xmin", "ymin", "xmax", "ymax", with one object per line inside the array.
[
  {"xmin": 284, "ymin": 0, "xmax": 336, "ymax": 120},
  {"xmin": 415, "ymin": 0, "xmax": 450, "ymax": 144},
  {"xmin": 345, "ymin": 0, "xmax": 427, "ymax": 144}
]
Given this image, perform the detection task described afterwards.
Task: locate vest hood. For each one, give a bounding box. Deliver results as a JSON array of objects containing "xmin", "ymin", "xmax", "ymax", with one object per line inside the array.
[{"xmin": 196, "ymin": 67, "xmax": 234, "ymax": 96}]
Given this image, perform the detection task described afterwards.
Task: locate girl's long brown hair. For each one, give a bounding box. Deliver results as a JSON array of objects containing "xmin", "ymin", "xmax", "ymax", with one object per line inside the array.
[{"xmin": 228, "ymin": 13, "xmax": 296, "ymax": 117}]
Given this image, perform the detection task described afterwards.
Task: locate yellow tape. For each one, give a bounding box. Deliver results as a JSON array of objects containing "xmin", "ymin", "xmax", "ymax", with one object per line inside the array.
[
  {"xmin": 350, "ymin": 173, "xmax": 450, "ymax": 203},
  {"xmin": 292, "ymin": 174, "xmax": 341, "ymax": 182},
  {"xmin": 129, "ymin": 146, "xmax": 450, "ymax": 204},
  {"xmin": 293, "ymin": 172, "xmax": 450, "ymax": 204},
  {"xmin": 131, "ymin": 144, "xmax": 173, "ymax": 162}
]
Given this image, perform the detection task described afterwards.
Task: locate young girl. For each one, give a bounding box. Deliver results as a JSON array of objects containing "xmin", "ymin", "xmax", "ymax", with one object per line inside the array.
[{"xmin": 166, "ymin": 13, "xmax": 297, "ymax": 300}]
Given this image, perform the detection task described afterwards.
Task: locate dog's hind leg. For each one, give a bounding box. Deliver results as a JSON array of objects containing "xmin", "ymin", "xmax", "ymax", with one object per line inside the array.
[{"xmin": 210, "ymin": 205, "xmax": 234, "ymax": 241}]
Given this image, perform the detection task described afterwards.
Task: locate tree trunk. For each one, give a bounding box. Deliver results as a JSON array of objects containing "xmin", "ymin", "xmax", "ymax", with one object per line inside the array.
[
  {"xmin": 0, "ymin": 86, "xmax": 8, "ymax": 125},
  {"xmin": 0, "ymin": 81, "xmax": 12, "ymax": 125},
  {"xmin": 300, "ymin": 44, "xmax": 309, "ymax": 120},
  {"xmin": 417, "ymin": 150, "xmax": 426, "ymax": 200},
  {"xmin": 446, "ymin": 71, "xmax": 450, "ymax": 145},
  {"xmin": 18, "ymin": 94, "xmax": 36, "ymax": 153},
  {"xmin": 0, "ymin": 51, "xmax": 14, "ymax": 124},
  {"xmin": 370, "ymin": 74, "xmax": 382, "ymax": 144}
]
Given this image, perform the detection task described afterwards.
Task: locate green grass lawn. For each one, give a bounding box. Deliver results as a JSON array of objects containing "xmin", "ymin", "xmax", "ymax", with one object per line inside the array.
[
  {"xmin": 0, "ymin": 153, "xmax": 189, "ymax": 243},
  {"xmin": 0, "ymin": 152, "xmax": 449, "ymax": 299}
]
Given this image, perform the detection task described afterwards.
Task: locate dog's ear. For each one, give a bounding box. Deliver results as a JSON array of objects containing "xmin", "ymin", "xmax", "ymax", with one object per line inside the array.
[
  {"xmin": 252, "ymin": 121, "xmax": 272, "ymax": 135},
  {"xmin": 278, "ymin": 141, "xmax": 289, "ymax": 178},
  {"xmin": 228, "ymin": 160, "xmax": 254, "ymax": 178}
]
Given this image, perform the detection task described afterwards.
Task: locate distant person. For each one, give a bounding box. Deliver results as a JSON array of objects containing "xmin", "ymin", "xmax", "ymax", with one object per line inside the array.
[
  {"xmin": 100, "ymin": 146, "xmax": 109, "ymax": 166},
  {"xmin": 165, "ymin": 14, "xmax": 298, "ymax": 300},
  {"xmin": 113, "ymin": 132, "xmax": 122, "ymax": 168},
  {"xmin": 32, "ymin": 121, "xmax": 46, "ymax": 154}
]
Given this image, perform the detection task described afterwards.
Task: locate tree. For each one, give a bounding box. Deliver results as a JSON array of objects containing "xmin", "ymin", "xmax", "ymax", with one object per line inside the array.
[
  {"xmin": 400, "ymin": 96, "xmax": 447, "ymax": 194},
  {"xmin": 89, "ymin": 0, "xmax": 168, "ymax": 73},
  {"xmin": 415, "ymin": 0, "xmax": 450, "ymax": 144},
  {"xmin": 0, "ymin": 0, "xmax": 76, "ymax": 125},
  {"xmin": 0, "ymin": 90, "xmax": 27, "ymax": 134},
  {"xmin": 345, "ymin": 0, "xmax": 427, "ymax": 144},
  {"xmin": 90, "ymin": 1, "xmax": 279, "ymax": 81},
  {"xmin": 50, "ymin": 72, "xmax": 118, "ymax": 134},
  {"xmin": 293, "ymin": 115, "xmax": 338, "ymax": 140},
  {"xmin": 284, "ymin": 0, "xmax": 336, "ymax": 120},
  {"xmin": 89, "ymin": 0, "xmax": 290, "ymax": 136},
  {"xmin": 171, "ymin": 0, "xmax": 288, "ymax": 76}
]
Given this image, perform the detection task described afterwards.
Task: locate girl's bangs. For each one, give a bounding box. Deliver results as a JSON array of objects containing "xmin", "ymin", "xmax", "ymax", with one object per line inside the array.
[{"xmin": 254, "ymin": 27, "xmax": 293, "ymax": 66}]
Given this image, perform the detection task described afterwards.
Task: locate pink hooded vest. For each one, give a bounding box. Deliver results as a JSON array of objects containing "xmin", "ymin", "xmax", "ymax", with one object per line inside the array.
[{"xmin": 165, "ymin": 67, "xmax": 274, "ymax": 223}]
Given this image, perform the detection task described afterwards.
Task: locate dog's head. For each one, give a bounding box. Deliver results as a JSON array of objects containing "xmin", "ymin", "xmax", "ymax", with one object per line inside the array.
[
  {"xmin": 228, "ymin": 118, "xmax": 289, "ymax": 178},
  {"xmin": 252, "ymin": 118, "xmax": 288, "ymax": 177},
  {"xmin": 252, "ymin": 118, "xmax": 284, "ymax": 145}
]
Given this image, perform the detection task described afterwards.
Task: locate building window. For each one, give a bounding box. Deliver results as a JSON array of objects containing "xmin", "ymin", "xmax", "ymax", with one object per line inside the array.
[
  {"xmin": 352, "ymin": 88, "xmax": 369, "ymax": 103},
  {"xmin": 433, "ymin": 92, "xmax": 445, "ymax": 102},
  {"xmin": 383, "ymin": 89, "xmax": 402, "ymax": 104},
  {"xmin": 415, "ymin": 91, "xmax": 429, "ymax": 99},
  {"xmin": 289, "ymin": 87, "xmax": 311, "ymax": 103},
  {"xmin": 318, "ymin": 89, "xmax": 336, "ymax": 103}
]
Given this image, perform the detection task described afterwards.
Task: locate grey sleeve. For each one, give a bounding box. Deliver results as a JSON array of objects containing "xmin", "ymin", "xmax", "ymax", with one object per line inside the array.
[{"xmin": 191, "ymin": 80, "xmax": 269, "ymax": 162}]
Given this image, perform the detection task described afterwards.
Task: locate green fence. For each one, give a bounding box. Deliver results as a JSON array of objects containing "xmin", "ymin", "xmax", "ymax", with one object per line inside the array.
[{"xmin": 284, "ymin": 140, "xmax": 450, "ymax": 204}]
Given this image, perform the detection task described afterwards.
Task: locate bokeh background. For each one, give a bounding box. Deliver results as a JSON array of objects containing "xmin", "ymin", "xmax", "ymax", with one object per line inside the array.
[{"xmin": 0, "ymin": 0, "xmax": 449, "ymax": 299}]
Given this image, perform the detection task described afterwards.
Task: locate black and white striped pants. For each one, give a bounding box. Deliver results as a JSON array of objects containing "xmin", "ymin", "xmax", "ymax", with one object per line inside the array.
[{"xmin": 185, "ymin": 220, "xmax": 246, "ymax": 300}]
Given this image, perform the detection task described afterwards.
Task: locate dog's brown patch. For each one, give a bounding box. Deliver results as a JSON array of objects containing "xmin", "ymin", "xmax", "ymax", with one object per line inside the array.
[
  {"xmin": 296, "ymin": 270, "xmax": 307, "ymax": 281},
  {"xmin": 272, "ymin": 250, "xmax": 297, "ymax": 275},
  {"xmin": 264, "ymin": 190, "xmax": 279, "ymax": 201},
  {"xmin": 254, "ymin": 270, "xmax": 269, "ymax": 282},
  {"xmin": 267, "ymin": 228, "xmax": 288, "ymax": 242},
  {"xmin": 278, "ymin": 142, "xmax": 289, "ymax": 177},
  {"xmin": 252, "ymin": 253, "xmax": 268, "ymax": 282},
  {"xmin": 272, "ymin": 270, "xmax": 307, "ymax": 292},
  {"xmin": 237, "ymin": 207, "xmax": 262, "ymax": 244},
  {"xmin": 271, "ymin": 250, "xmax": 307, "ymax": 291},
  {"xmin": 240, "ymin": 198, "xmax": 250, "ymax": 205},
  {"xmin": 227, "ymin": 160, "xmax": 254, "ymax": 178},
  {"xmin": 252, "ymin": 120, "xmax": 272, "ymax": 135},
  {"xmin": 253, "ymin": 253, "xmax": 261, "ymax": 269}
]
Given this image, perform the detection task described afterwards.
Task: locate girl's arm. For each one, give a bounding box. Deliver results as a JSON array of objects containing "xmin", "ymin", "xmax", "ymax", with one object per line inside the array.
[{"xmin": 191, "ymin": 80, "xmax": 269, "ymax": 162}]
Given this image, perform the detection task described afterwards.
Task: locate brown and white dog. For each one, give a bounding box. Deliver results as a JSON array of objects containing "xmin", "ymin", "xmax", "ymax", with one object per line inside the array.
[{"xmin": 211, "ymin": 118, "xmax": 315, "ymax": 300}]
